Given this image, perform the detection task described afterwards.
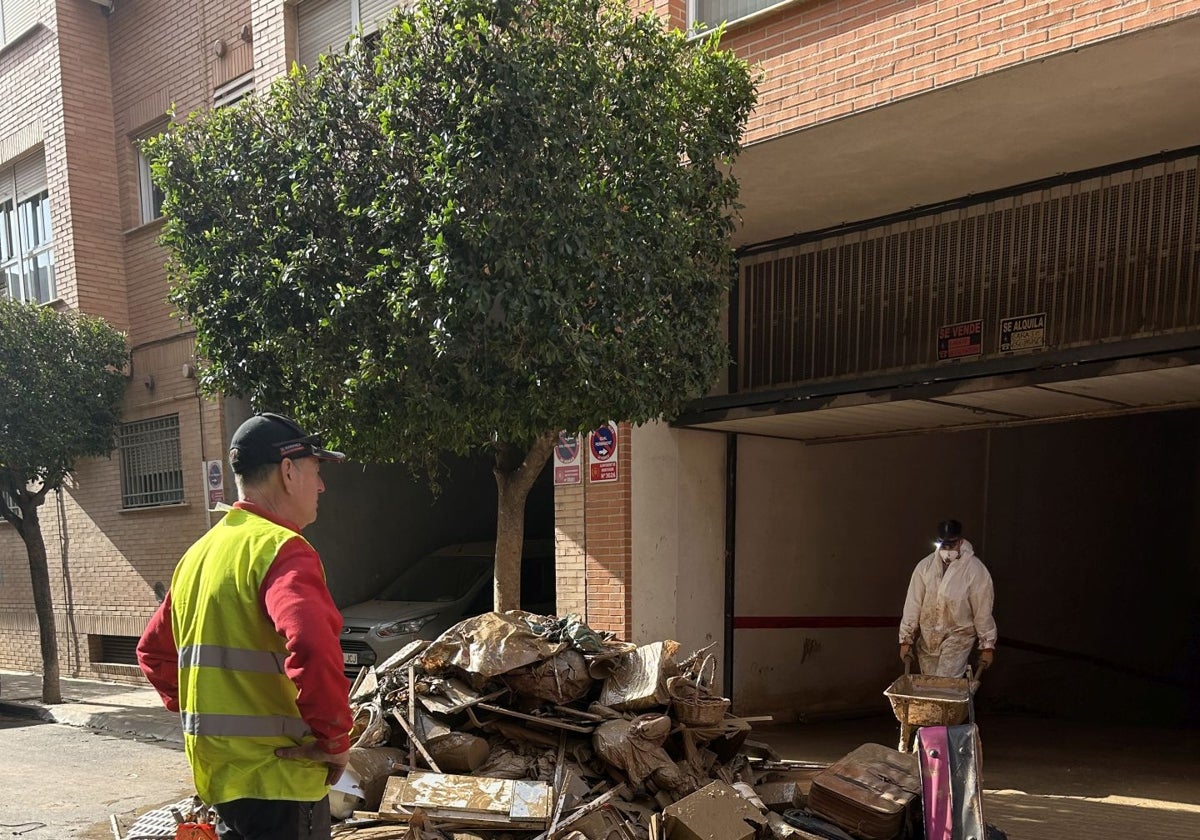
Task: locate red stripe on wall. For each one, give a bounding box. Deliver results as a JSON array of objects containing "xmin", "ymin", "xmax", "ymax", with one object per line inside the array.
[{"xmin": 733, "ymin": 616, "xmax": 900, "ymax": 629}]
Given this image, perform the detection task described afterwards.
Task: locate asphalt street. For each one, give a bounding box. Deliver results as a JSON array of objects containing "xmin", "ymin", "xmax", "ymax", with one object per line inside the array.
[{"xmin": 0, "ymin": 713, "xmax": 192, "ymax": 839}]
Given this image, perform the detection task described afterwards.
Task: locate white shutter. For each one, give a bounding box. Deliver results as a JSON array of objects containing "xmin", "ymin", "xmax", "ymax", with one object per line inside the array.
[
  {"xmin": 3, "ymin": 0, "xmax": 40, "ymax": 45},
  {"xmin": 297, "ymin": 0, "xmax": 354, "ymax": 69},
  {"xmin": 13, "ymin": 151, "xmax": 46, "ymax": 200},
  {"xmin": 359, "ymin": 0, "xmax": 409, "ymax": 34}
]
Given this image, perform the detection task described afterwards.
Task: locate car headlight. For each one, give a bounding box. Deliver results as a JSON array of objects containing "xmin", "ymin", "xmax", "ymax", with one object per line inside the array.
[{"xmin": 375, "ymin": 614, "xmax": 438, "ymax": 638}]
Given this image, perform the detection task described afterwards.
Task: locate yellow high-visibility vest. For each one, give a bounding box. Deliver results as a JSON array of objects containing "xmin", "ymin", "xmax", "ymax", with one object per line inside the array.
[{"xmin": 170, "ymin": 507, "xmax": 328, "ymax": 804}]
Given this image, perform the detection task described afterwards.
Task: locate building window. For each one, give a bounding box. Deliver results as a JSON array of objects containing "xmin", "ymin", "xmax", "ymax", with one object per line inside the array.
[
  {"xmin": 119, "ymin": 414, "xmax": 185, "ymax": 509},
  {"xmin": 0, "ymin": 0, "xmax": 39, "ymax": 47},
  {"xmin": 0, "ymin": 485, "xmax": 17, "ymax": 519},
  {"xmin": 136, "ymin": 138, "xmax": 165, "ymax": 224},
  {"xmin": 296, "ymin": 0, "xmax": 409, "ymax": 68},
  {"xmin": 690, "ymin": 0, "xmax": 785, "ymax": 32},
  {"xmin": 1, "ymin": 152, "xmax": 55, "ymax": 304}
]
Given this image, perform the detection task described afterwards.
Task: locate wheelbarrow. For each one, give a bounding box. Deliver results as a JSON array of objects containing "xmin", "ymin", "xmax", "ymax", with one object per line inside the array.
[{"xmin": 883, "ymin": 658, "xmax": 982, "ymax": 752}]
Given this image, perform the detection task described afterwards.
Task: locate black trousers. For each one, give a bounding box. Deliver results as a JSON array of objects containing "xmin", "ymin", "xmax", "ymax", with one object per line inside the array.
[{"xmin": 214, "ymin": 797, "xmax": 330, "ymax": 840}]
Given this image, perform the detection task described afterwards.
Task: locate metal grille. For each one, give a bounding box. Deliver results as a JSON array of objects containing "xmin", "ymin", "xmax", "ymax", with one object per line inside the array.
[
  {"xmin": 739, "ymin": 156, "xmax": 1200, "ymax": 391},
  {"xmin": 93, "ymin": 634, "xmax": 140, "ymax": 666},
  {"xmin": 119, "ymin": 414, "xmax": 184, "ymax": 509}
]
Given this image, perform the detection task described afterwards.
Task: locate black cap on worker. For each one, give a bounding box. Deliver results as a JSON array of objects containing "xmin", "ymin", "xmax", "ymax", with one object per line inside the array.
[
  {"xmin": 228, "ymin": 412, "xmax": 345, "ymax": 474},
  {"xmin": 936, "ymin": 519, "xmax": 963, "ymax": 545}
]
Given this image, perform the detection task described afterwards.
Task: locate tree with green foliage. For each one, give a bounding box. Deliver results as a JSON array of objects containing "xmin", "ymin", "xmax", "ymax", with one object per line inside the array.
[
  {"xmin": 0, "ymin": 299, "xmax": 128, "ymax": 703},
  {"xmin": 150, "ymin": 0, "xmax": 755, "ymax": 609}
]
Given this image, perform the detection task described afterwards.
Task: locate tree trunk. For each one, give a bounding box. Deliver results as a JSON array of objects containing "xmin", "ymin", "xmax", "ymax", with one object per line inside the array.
[
  {"xmin": 493, "ymin": 431, "xmax": 557, "ymax": 612},
  {"xmin": 21, "ymin": 502, "xmax": 62, "ymax": 704}
]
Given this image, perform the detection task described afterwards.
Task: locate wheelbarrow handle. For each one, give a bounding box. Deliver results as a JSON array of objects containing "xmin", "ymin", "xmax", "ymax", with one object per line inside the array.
[{"xmin": 902, "ymin": 654, "xmax": 913, "ymax": 676}]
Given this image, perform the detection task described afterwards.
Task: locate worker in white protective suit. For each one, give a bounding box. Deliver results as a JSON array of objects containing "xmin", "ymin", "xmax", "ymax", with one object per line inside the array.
[{"xmin": 898, "ymin": 519, "xmax": 997, "ymax": 677}]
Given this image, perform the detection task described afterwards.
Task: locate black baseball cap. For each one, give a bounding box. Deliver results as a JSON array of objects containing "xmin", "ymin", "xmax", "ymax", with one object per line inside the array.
[{"xmin": 228, "ymin": 413, "xmax": 345, "ymax": 474}]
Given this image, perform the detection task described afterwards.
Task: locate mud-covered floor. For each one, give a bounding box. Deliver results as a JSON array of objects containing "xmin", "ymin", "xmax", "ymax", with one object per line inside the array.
[{"xmin": 756, "ymin": 714, "xmax": 1200, "ymax": 840}]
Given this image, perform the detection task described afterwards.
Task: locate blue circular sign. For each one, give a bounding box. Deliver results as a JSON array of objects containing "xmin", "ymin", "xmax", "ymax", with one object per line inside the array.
[{"xmin": 590, "ymin": 424, "xmax": 616, "ymax": 460}]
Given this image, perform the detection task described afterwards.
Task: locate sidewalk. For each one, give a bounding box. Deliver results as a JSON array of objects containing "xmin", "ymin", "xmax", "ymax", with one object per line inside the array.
[{"xmin": 0, "ymin": 670, "xmax": 183, "ymax": 744}]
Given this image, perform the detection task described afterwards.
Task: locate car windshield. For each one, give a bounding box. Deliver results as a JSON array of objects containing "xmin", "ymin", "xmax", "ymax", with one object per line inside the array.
[{"xmin": 376, "ymin": 553, "xmax": 492, "ymax": 602}]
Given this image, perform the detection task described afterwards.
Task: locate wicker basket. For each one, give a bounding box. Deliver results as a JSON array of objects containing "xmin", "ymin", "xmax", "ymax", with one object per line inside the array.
[{"xmin": 668, "ymin": 656, "xmax": 730, "ymax": 727}]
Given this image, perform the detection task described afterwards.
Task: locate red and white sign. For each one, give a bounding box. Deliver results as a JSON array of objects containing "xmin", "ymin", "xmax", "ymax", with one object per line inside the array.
[
  {"xmin": 552, "ymin": 432, "xmax": 582, "ymax": 486},
  {"xmin": 588, "ymin": 422, "xmax": 619, "ymax": 483}
]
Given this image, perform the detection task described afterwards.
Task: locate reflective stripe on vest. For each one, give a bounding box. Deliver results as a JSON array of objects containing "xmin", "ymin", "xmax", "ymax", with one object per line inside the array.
[
  {"xmin": 181, "ymin": 711, "xmax": 311, "ymax": 739},
  {"xmin": 178, "ymin": 644, "xmax": 286, "ymax": 674}
]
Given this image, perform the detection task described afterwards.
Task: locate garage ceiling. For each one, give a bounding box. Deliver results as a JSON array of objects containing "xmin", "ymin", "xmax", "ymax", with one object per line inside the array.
[{"xmin": 678, "ymin": 355, "xmax": 1200, "ymax": 443}]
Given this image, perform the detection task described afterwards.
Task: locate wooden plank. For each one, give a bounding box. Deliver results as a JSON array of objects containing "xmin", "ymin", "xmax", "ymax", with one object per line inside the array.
[
  {"xmin": 391, "ymin": 711, "xmax": 444, "ymax": 773},
  {"xmin": 407, "ymin": 664, "xmax": 417, "ymax": 770},
  {"xmin": 380, "ymin": 772, "xmax": 552, "ymax": 829}
]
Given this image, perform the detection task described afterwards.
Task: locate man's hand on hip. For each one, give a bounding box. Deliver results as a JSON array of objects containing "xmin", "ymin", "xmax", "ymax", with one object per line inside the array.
[{"xmin": 275, "ymin": 741, "xmax": 350, "ymax": 785}]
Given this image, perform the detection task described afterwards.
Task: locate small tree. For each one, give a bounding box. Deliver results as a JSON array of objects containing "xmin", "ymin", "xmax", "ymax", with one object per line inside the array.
[
  {"xmin": 0, "ymin": 299, "xmax": 127, "ymax": 703},
  {"xmin": 151, "ymin": 0, "xmax": 755, "ymax": 609}
]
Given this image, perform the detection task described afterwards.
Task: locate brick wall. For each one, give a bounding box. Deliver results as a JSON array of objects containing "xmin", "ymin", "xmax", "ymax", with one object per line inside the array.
[
  {"xmin": 107, "ymin": 0, "xmax": 251, "ymax": 347},
  {"xmin": 0, "ymin": 0, "xmax": 241, "ymax": 683},
  {"xmin": 559, "ymin": 427, "xmax": 633, "ymax": 638},
  {"xmin": 719, "ymin": 0, "xmax": 1200, "ymax": 143},
  {"xmin": 55, "ymin": 0, "xmax": 129, "ymax": 330},
  {"xmin": 553, "ymin": 483, "xmax": 587, "ymax": 618},
  {"xmin": 251, "ymin": 0, "xmax": 294, "ymax": 87},
  {"xmin": 552, "ymin": 424, "xmax": 634, "ymax": 638}
]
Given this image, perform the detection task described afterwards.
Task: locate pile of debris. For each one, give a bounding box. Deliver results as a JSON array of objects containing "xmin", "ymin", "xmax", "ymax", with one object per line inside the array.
[{"xmin": 333, "ymin": 610, "xmax": 826, "ymax": 840}]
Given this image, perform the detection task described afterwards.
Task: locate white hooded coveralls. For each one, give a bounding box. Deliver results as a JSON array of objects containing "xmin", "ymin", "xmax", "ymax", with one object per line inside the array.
[{"xmin": 899, "ymin": 539, "xmax": 997, "ymax": 677}]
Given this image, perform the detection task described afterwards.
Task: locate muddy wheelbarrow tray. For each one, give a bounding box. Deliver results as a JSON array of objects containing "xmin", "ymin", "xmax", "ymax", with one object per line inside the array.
[{"xmin": 883, "ymin": 666, "xmax": 979, "ymax": 752}]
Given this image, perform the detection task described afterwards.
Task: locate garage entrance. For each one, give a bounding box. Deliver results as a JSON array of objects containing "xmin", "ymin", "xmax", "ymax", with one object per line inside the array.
[
  {"xmin": 694, "ymin": 408, "xmax": 1199, "ymax": 727},
  {"xmin": 672, "ymin": 149, "xmax": 1200, "ymax": 726}
]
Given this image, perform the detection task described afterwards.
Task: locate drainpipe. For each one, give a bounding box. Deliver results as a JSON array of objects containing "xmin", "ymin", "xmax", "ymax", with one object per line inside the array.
[{"xmin": 723, "ymin": 433, "xmax": 737, "ymax": 700}]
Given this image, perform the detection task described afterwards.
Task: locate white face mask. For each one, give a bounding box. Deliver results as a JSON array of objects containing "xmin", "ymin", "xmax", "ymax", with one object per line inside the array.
[{"xmin": 938, "ymin": 548, "xmax": 959, "ymax": 562}]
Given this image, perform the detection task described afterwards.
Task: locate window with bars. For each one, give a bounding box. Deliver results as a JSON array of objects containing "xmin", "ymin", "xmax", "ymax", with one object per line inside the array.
[
  {"xmin": 119, "ymin": 415, "xmax": 184, "ymax": 509},
  {"xmin": 690, "ymin": 0, "xmax": 786, "ymax": 32}
]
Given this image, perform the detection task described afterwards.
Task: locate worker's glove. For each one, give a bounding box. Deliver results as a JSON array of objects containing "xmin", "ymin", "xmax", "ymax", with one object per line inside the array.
[
  {"xmin": 275, "ymin": 741, "xmax": 351, "ymax": 785},
  {"xmin": 978, "ymin": 648, "xmax": 995, "ymax": 670},
  {"xmin": 899, "ymin": 643, "xmax": 912, "ymax": 664}
]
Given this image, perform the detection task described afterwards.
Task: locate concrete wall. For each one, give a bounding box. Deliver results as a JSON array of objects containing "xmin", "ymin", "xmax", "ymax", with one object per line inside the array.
[
  {"xmin": 725, "ymin": 409, "xmax": 1200, "ymax": 724},
  {"xmin": 731, "ymin": 430, "xmax": 987, "ymax": 718},
  {"xmin": 630, "ymin": 423, "xmax": 727, "ymax": 686}
]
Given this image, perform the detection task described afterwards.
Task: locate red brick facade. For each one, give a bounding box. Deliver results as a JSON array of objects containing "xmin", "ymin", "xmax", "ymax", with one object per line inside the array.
[
  {"xmin": 553, "ymin": 424, "xmax": 634, "ymax": 637},
  {"xmin": 0, "ymin": 0, "xmax": 245, "ymax": 681},
  {"xmin": 721, "ymin": 0, "xmax": 1200, "ymax": 143}
]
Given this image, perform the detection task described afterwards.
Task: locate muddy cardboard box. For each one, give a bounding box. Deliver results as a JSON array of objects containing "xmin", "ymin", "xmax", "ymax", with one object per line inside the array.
[{"xmin": 663, "ymin": 781, "xmax": 765, "ymax": 840}]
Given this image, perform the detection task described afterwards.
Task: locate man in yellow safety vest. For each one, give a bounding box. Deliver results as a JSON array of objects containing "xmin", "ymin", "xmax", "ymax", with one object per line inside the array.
[{"xmin": 138, "ymin": 413, "xmax": 354, "ymax": 840}]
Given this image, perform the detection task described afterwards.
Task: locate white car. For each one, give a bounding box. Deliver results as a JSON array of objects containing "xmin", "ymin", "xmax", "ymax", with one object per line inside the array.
[{"xmin": 338, "ymin": 539, "xmax": 554, "ymax": 674}]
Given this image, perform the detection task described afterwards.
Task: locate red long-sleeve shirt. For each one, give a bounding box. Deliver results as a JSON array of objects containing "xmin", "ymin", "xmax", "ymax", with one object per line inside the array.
[{"xmin": 136, "ymin": 501, "xmax": 352, "ymax": 755}]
